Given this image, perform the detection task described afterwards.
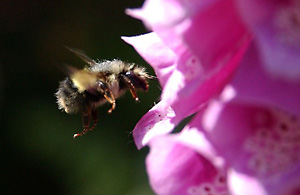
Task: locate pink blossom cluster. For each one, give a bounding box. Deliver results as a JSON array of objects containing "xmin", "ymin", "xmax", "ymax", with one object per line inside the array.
[{"xmin": 122, "ymin": 0, "xmax": 300, "ymax": 194}]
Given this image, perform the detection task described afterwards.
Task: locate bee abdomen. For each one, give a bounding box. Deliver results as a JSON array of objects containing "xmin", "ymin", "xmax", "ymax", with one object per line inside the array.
[{"xmin": 56, "ymin": 77, "xmax": 85, "ymax": 114}]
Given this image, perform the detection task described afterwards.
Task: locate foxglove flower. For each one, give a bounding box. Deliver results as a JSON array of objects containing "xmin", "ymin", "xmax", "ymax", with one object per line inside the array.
[
  {"xmin": 146, "ymin": 129, "xmax": 229, "ymax": 195},
  {"xmin": 122, "ymin": 0, "xmax": 300, "ymax": 194},
  {"xmin": 144, "ymin": 83, "xmax": 300, "ymax": 195},
  {"xmin": 199, "ymin": 88, "xmax": 300, "ymax": 195},
  {"xmin": 122, "ymin": 0, "xmax": 252, "ymax": 148},
  {"xmin": 230, "ymin": 43, "xmax": 300, "ymax": 119}
]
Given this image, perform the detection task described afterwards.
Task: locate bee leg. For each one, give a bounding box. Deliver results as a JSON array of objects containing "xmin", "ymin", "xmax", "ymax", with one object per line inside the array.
[
  {"xmin": 121, "ymin": 75, "xmax": 139, "ymax": 102},
  {"xmin": 104, "ymin": 92, "xmax": 116, "ymax": 113},
  {"xmin": 89, "ymin": 109, "xmax": 98, "ymax": 131},
  {"xmin": 96, "ymin": 81, "xmax": 116, "ymax": 113},
  {"xmin": 129, "ymin": 87, "xmax": 139, "ymax": 102},
  {"xmin": 73, "ymin": 111, "xmax": 91, "ymax": 138}
]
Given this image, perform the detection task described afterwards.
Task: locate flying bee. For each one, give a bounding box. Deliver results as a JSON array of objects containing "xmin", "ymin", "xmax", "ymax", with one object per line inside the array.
[{"xmin": 55, "ymin": 48, "xmax": 154, "ymax": 138}]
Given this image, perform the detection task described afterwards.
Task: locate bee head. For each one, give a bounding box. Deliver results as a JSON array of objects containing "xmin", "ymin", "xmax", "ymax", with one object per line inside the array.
[{"xmin": 124, "ymin": 66, "xmax": 150, "ymax": 91}]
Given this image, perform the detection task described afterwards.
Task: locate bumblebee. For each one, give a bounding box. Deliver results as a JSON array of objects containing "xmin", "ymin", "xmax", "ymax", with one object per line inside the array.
[{"xmin": 56, "ymin": 48, "xmax": 154, "ymax": 138}]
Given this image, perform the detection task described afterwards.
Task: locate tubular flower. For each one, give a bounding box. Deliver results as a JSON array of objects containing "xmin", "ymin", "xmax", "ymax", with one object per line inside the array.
[
  {"xmin": 198, "ymin": 89, "xmax": 300, "ymax": 195},
  {"xmin": 122, "ymin": 0, "xmax": 252, "ymax": 147},
  {"xmin": 146, "ymin": 129, "xmax": 229, "ymax": 195},
  {"xmin": 122, "ymin": 0, "xmax": 300, "ymax": 194}
]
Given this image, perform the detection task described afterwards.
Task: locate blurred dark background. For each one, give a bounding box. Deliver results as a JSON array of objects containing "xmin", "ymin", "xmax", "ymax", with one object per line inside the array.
[{"xmin": 0, "ymin": 0, "xmax": 160, "ymax": 194}]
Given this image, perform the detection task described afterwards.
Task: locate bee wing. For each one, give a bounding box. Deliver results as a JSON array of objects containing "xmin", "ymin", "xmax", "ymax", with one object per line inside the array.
[{"xmin": 65, "ymin": 47, "xmax": 97, "ymax": 66}]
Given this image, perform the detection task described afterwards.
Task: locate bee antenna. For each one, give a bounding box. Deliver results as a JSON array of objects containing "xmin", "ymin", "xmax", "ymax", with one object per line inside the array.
[{"xmin": 146, "ymin": 74, "xmax": 157, "ymax": 80}]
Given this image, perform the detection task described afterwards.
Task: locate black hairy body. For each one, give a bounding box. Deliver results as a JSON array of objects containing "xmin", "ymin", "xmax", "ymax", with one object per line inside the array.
[{"xmin": 56, "ymin": 49, "xmax": 153, "ymax": 138}]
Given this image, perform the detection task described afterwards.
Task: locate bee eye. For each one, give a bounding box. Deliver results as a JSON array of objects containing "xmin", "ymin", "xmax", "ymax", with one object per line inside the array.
[{"xmin": 125, "ymin": 71, "xmax": 131, "ymax": 76}]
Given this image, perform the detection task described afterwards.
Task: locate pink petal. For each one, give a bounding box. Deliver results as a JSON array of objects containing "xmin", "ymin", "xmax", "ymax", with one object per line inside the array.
[
  {"xmin": 228, "ymin": 170, "xmax": 268, "ymax": 195},
  {"xmin": 132, "ymin": 101, "xmax": 176, "ymax": 149},
  {"xmin": 128, "ymin": 0, "xmax": 252, "ymax": 69},
  {"xmin": 237, "ymin": 0, "xmax": 300, "ymax": 80},
  {"xmin": 229, "ymin": 162, "xmax": 300, "ymax": 195},
  {"xmin": 162, "ymin": 0, "xmax": 252, "ymax": 118},
  {"xmin": 126, "ymin": 0, "xmax": 216, "ymax": 30},
  {"xmin": 162, "ymin": 37, "xmax": 251, "ymax": 119},
  {"xmin": 121, "ymin": 33, "xmax": 176, "ymax": 87},
  {"xmin": 126, "ymin": 0, "xmax": 186, "ymax": 29},
  {"xmin": 126, "ymin": 0, "xmax": 253, "ymax": 119},
  {"xmin": 264, "ymin": 162, "xmax": 300, "ymax": 195},
  {"xmin": 176, "ymin": 128, "xmax": 224, "ymax": 168},
  {"xmin": 146, "ymin": 131, "xmax": 229, "ymax": 195},
  {"xmin": 190, "ymin": 95, "xmax": 300, "ymax": 193},
  {"xmin": 231, "ymin": 43, "xmax": 300, "ymax": 118},
  {"xmin": 201, "ymin": 97, "xmax": 300, "ymax": 179},
  {"xmin": 183, "ymin": 0, "xmax": 252, "ymax": 72}
]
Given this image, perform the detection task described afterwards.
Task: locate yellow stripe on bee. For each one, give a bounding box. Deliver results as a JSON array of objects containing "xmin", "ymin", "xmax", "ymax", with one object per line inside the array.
[{"xmin": 70, "ymin": 70, "xmax": 97, "ymax": 92}]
